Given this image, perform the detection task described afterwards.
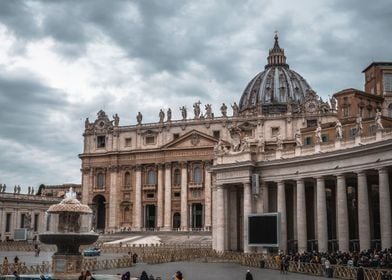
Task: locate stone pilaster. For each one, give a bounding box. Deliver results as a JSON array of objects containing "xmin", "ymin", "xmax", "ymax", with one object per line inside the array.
[
  {"xmin": 157, "ymin": 164, "xmax": 164, "ymax": 229},
  {"xmin": 357, "ymin": 171, "xmax": 371, "ymax": 251},
  {"xmin": 277, "ymin": 181, "xmax": 287, "ymax": 252},
  {"xmin": 379, "ymin": 168, "xmax": 391, "ymax": 249},
  {"xmin": 133, "ymin": 165, "xmax": 142, "ymax": 230},
  {"xmin": 81, "ymin": 168, "xmax": 91, "ymax": 205},
  {"xmin": 216, "ymin": 185, "xmax": 225, "ymax": 252},
  {"xmin": 163, "ymin": 163, "xmax": 172, "ymax": 230},
  {"xmin": 336, "ymin": 174, "xmax": 349, "ymax": 252},
  {"xmin": 316, "ymin": 177, "xmax": 328, "ymax": 253},
  {"xmin": 180, "ymin": 162, "xmax": 188, "ymax": 231},
  {"xmin": 108, "ymin": 166, "xmax": 118, "ymax": 230},
  {"xmin": 243, "ymin": 182, "xmax": 252, "ymax": 253},
  {"xmin": 296, "ymin": 178, "xmax": 307, "ymax": 253},
  {"xmin": 204, "ymin": 162, "xmax": 212, "ymax": 229}
]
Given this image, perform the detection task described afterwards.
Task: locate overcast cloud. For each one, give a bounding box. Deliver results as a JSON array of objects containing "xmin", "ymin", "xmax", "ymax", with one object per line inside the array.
[{"xmin": 0, "ymin": 0, "xmax": 391, "ymax": 193}]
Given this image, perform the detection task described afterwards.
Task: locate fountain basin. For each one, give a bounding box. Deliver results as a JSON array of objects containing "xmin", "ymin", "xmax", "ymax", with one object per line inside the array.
[{"xmin": 40, "ymin": 233, "xmax": 99, "ymax": 255}]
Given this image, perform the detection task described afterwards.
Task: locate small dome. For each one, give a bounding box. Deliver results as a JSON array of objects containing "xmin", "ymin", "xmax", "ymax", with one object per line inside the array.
[{"xmin": 239, "ymin": 34, "xmax": 313, "ymax": 114}]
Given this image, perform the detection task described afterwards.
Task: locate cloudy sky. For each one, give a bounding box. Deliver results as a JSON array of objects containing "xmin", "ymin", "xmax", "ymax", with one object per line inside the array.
[{"xmin": 0, "ymin": 0, "xmax": 391, "ymax": 193}]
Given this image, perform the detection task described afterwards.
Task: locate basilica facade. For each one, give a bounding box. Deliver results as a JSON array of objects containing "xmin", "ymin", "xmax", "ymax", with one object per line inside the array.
[{"xmin": 80, "ymin": 35, "xmax": 392, "ymax": 253}]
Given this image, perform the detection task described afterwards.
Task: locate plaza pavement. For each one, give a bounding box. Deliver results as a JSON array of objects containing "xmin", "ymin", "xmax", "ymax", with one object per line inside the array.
[{"xmin": 0, "ymin": 251, "xmax": 336, "ymax": 279}]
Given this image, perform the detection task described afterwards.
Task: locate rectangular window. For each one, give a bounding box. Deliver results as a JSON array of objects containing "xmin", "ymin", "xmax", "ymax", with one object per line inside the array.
[
  {"xmin": 146, "ymin": 193, "xmax": 154, "ymax": 198},
  {"xmin": 34, "ymin": 214, "xmax": 39, "ymax": 232},
  {"xmin": 213, "ymin": 130, "xmax": 220, "ymax": 139},
  {"xmin": 174, "ymin": 192, "xmax": 181, "ymax": 197},
  {"xmin": 306, "ymin": 119, "xmax": 318, "ymax": 127},
  {"xmin": 384, "ymin": 73, "xmax": 392, "ymax": 92},
  {"xmin": 173, "ymin": 133, "xmax": 180, "ymax": 140},
  {"xmin": 97, "ymin": 135, "xmax": 106, "ymax": 148},
  {"xmin": 321, "ymin": 134, "xmax": 329, "ymax": 143},
  {"xmin": 350, "ymin": 128, "xmax": 357, "ymax": 137},
  {"xmin": 6, "ymin": 213, "xmax": 11, "ymax": 232},
  {"xmin": 125, "ymin": 138, "xmax": 132, "ymax": 147},
  {"xmin": 146, "ymin": 136, "xmax": 155, "ymax": 145},
  {"xmin": 20, "ymin": 213, "xmax": 26, "ymax": 228},
  {"xmin": 271, "ymin": 127, "xmax": 280, "ymax": 137},
  {"xmin": 304, "ymin": 137, "xmax": 312, "ymax": 146},
  {"xmin": 343, "ymin": 107, "xmax": 349, "ymax": 117}
]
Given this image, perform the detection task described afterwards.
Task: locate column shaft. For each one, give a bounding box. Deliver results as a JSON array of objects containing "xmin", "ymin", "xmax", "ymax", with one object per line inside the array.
[
  {"xmin": 180, "ymin": 162, "xmax": 188, "ymax": 231},
  {"xmin": 316, "ymin": 177, "xmax": 328, "ymax": 252},
  {"xmin": 336, "ymin": 174, "xmax": 349, "ymax": 252},
  {"xmin": 134, "ymin": 166, "xmax": 142, "ymax": 230},
  {"xmin": 216, "ymin": 185, "xmax": 225, "ymax": 252},
  {"xmin": 157, "ymin": 165, "xmax": 164, "ymax": 229},
  {"xmin": 379, "ymin": 168, "xmax": 391, "ymax": 249},
  {"xmin": 297, "ymin": 179, "xmax": 307, "ymax": 253},
  {"xmin": 357, "ymin": 171, "xmax": 371, "ymax": 251},
  {"xmin": 163, "ymin": 163, "xmax": 172, "ymax": 230},
  {"xmin": 204, "ymin": 164, "xmax": 212, "ymax": 229},
  {"xmin": 277, "ymin": 181, "xmax": 287, "ymax": 252},
  {"xmin": 243, "ymin": 183, "xmax": 252, "ymax": 253}
]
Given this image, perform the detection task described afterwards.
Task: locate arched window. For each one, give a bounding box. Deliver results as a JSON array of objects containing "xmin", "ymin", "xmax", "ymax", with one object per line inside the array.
[
  {"xmin": 193, "ymin": 166, "xmax": 202, "ymax": 184},
  {"xmin": 124, "ymin": 172, "xmax": 131, "ymax": 188},
  {"xmin": 147, "ymin": 170, "xmax": 157, "ymax": 185},
  {"xmin": 174, "ymin": 169, "xmax": 181, "ymax": 186},
  {"xmin": 388, "ymin": 104, "xmax": 392, "ymax": 118},
  {"xmin": 97, "ymin": 173, "xmax": 104, "ymax": 189}
]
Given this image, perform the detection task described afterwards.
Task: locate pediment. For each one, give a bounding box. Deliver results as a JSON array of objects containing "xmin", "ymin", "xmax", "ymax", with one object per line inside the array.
[{"xmin": 163, "ymin": 130, "xmax": 219, "ymax": 149}]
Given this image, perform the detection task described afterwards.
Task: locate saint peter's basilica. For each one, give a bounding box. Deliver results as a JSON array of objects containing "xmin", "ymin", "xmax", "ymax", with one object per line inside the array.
[{"xmin": 80, "ymin": 35, "xmax": 392, "ymax": 253}]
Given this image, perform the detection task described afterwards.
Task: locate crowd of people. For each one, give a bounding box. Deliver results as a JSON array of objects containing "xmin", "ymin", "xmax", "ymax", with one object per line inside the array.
[
  {"xmin": 276, "ymin": 248, "xmax": 392, "ymax": 269},
  {"xmin": 120, "ymin": 270, "xmax": 182, "ymax": 280}
]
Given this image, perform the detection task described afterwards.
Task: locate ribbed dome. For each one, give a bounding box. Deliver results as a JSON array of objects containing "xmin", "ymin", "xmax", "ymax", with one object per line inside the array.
[{"xmin": 239, "ymin": 34, "xmax": 313, "ymax": 114}]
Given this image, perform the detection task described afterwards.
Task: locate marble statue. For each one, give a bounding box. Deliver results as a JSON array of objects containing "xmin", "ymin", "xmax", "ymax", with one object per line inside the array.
[
  {"xmin": 335, "ymin": 120, "xmax": 343, "ymax": 140},
  {"xmin": 240, "ymin": 136, "xmax": 251, "ymax": 152},
  {"xmin": 315, "ymin": 123, "xmax": 322, "ymax": 143},
  {"xmin": 229, "ymin": 125, "xmax": 242, "ymax": 152},
  {"xmin": 180, "ymin": 106, "xmax": 187, "ymax": 120},
  {"xmin": 113, "ymin": 114, "xmax": 119, "ymax": 126},
  {"xmin": 193, "ymin": 101, "xmax": 201, "ymax": 119},
  {"xmin": 257, "ymin": 135, "xmax": 265, "ymax": 153},
  {"xmin": 329, "ymin": 95, "xmax": 337, "ymax": 111},
  {"xmin": 167, "ymin": 108, "xmax": 172, "ymax": 122},
  {"xmin": 159, "ymin": 109, "xmax": 165, "ymax": 123},
  {"xmin": 205, "ymin": 104, "xmax": 213, "ymax": 119},
  {"xmin": 356, "ymin": 114, "xmax": 363, "ymax": 136},
  {"xmin": 276, "ymin": 134, "xmax": 283, "ymax": 150},
  {"xmin": 295, "ymin": 129, "xmax": 303, "ymax": 147},
  {"xmin": 220, "ymin": 103, "xmax": 227, "ymax": 117},
  {"xmin": 231, "ymin": 102, "xmax": 239, "ymax": 117},
  {"xmin": 375, "ymin": 109, "xmax": 384, "ymax": 130},
  {"xmin": 136, "ymin": 112, "xmax": 143, "ymax": 125}
]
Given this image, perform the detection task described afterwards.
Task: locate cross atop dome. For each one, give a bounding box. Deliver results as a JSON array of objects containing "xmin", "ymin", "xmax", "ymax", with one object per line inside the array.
[{"xmin": 266, "ymin": 32, "xmax": 288, "ymax": 68}]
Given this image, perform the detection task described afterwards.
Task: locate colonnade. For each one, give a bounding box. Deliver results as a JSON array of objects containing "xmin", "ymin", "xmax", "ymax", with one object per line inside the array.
[{"xmin": 213, "ymin": 167, "xmax": 391, "ymax": 253}]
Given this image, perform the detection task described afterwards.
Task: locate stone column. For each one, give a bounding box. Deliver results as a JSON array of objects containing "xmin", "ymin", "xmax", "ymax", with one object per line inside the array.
[
  {"xmin": 163, "ymin": 163, "xmax": 172, "ymax": 230},
  {"xmin": 336, "ymin": 174, "xmax": 349, "ymax": 252},
  {"xmin": 216, "ymin": 185, "xmax": 225, "ymax": 252},
  {"xmin": 357, "ymin": 171, "xmax": 371, "ymax": 251},
  {"xmin": 243, "ymin": 182, "xmax": 252, "ymax": 253},
  {"xmin": 296, "ymin": 178, "xmax": 307, "ymax": 253},
  {"xmin": 212, "ymin": 186, "xmax": 217, "ymax": 250},
  {"xmin": 204, "ymin": 162, "xmax": 212, "ymax": 230},
  {"xmin": 277, "ymin": 181, "xmax": 287, "ymax": 252},
  {"xmin": 379, "ymin": 168, "xmax": 391, "ymax": 249},
  {"xmin": 157, "ymin": 164, "xmax": 164, "ymax": 229},
  {"xmin": 108, "ymin": 167, "xmax": 118, "ymax": 230},
  {"xmin": 180, "ymin": 162, "xmax": 188, "ymax": 231},
  {"xmin": 316, "ymin": 177, "xmax": 328, "ymax": 253},
  {"xmin": 133, "ymin": 165, "xmax": 142, "ymax": 230}
]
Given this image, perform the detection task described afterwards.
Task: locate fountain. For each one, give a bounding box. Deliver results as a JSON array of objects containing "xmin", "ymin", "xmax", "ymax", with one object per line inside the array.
[{"xmin": 39, "ymin": 188, "xmax": 99, "ymax": 279}]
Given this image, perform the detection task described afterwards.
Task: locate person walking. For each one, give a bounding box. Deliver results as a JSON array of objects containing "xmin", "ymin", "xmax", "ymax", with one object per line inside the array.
[
  {"xmin": 2, "ymin": 257, "xmax": 9, "ymax": 275},
  {"xmin": 245, "ymin": 270, "xmax": 253, "ymax": 280}
]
